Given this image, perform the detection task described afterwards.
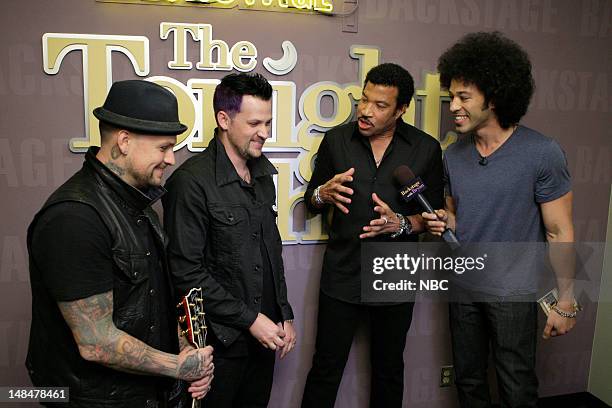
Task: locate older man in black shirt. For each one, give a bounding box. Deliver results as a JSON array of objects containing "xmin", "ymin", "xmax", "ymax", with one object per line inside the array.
[{"xmin": 301, "ymin": 63, "xmax": 444, "ymax": 408}]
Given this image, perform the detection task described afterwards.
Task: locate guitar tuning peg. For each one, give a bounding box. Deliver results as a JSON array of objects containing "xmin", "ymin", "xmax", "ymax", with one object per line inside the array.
[
  {"xmin": 193, "ymin": 330, "xmax": 200, "ymax": 335},
  {"xmin": 198, "ymin": 312, "xmax": 205, "ymax": 316},
  {"xmin": 196, "ymin": 297, "xmax": 203, "ymax": 302},
  {"xmin": 181, "ymin": 330, "xmax": 189, "ymax": 336},
  {"xmin": 188, "ymin": 302, "xmax": 195, "ymax": 307}
]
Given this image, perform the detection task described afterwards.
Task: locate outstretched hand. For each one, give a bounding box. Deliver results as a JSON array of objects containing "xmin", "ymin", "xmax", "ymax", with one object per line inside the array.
[
  {"xmin": 360, "ymin": 193, "xmax": 401, "ymax": 239},
  {"xmin": 317, "ymin": 168, "xmax": 355, "ymax": 214}
]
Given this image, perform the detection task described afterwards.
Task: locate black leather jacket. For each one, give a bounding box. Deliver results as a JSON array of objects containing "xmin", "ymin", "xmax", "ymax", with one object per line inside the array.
[
  {"xmin": 163, "ymin": 136, "xmax": 294, "ymax": 348},
  {"xmin": 26, "ymin": 147, "xmax": 178, "ymax": 407}
]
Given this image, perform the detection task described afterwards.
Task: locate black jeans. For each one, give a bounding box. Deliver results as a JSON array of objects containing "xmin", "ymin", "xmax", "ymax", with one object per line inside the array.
[
  {"xmin": 301, "ymin": 292, "xmax": 414, "ymax": 408},
  {"xmin": 203, "ymin": 334, "xmax": 276, "ymax": 408},
  {"xmin": 449, "ymin": 299, "xmax": 538, "ymax": 408}
]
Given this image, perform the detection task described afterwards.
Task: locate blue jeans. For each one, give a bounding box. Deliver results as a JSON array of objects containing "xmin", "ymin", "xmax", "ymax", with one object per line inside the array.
[{"xmin": 449, "ymin": 297, "xmax": 538, "ymax": 408}]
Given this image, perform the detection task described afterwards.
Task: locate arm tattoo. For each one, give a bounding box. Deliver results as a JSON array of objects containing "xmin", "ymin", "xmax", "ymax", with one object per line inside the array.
[{"xmin": 58, "ymin": 291, "xmax": 207, "ymax": 381}]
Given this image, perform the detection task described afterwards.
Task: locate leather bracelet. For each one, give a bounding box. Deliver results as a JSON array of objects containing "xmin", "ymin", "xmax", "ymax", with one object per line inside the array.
[
  {"xmin": 313, "ymin": 185, "xmax": 325, "ymax": 206},
  {"xmin": 551, "ymin": 304, "xmax": 577, "ymax": 318}
]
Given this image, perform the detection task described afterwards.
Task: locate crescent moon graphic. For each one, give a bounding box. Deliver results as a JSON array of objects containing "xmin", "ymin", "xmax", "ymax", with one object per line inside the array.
[{"xmin": 263, "ymin": 41, "xmax": 298, "ymax": 76}]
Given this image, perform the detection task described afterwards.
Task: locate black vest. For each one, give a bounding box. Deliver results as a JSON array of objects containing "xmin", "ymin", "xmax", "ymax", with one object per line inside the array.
[{"xmin": 26, "ymin": 147, "xmax": 178, "ymax": 407}]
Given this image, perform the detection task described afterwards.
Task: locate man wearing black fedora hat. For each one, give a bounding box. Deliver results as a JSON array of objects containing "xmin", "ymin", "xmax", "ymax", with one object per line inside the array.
[
  {"xmin": 27, "ymin": 80, "xmax": 214, "ymax": 407},
  {"xmin": 163, "ymin": 73, "xmax": 296, "ymax": 407}
]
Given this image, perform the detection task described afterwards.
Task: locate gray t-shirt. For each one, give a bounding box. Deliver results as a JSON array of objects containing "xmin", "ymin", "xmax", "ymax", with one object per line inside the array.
[{"xmin": 444, "ymin": 125, "xmax": 571, "ymax": 295}]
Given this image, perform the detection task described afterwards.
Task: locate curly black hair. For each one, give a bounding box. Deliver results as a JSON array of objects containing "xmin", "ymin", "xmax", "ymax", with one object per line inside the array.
[
  {"xmin": 364, "ymin": 63, "xmax": 415, "ymax": 109},
  {"xmin": 437, "ymin": 31, "xmax": 534, "ymax": 129}
]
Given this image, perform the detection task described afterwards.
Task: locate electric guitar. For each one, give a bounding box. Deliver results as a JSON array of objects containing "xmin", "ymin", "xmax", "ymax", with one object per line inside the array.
[{"xmin": 177, "ymin": 287, "xmax": 207, "ymax": 408}]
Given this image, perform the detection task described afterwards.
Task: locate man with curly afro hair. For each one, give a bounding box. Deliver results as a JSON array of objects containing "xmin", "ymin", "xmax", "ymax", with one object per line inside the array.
[{"xmin": 424, "ymin": 32, "xmax": 577, "ymax": 407}]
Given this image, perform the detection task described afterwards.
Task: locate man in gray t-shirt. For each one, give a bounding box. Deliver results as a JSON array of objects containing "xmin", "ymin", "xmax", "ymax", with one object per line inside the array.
[
  {"xmin": 424, "ymin": 32, "xmax": 577, "ymax": 408},
  {"xmin": 444, "ymin": 125, "xmax": 571, "ymax": 296}
]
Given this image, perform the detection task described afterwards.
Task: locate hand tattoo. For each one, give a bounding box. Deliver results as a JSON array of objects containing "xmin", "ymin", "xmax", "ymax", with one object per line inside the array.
[{"xmin": 178, "ymin": 351, "xmax": 205, "ymax": 381}]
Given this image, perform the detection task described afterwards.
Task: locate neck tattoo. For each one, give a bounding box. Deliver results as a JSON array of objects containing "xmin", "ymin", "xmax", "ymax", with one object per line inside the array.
[{"xmin": 106, "ymin": 161, "xmax": 125, "ymax": 177}]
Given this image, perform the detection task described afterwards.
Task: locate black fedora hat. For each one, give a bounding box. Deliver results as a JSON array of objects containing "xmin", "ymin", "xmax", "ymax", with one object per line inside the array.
[{"xmin": 93, "ymin": 80, "xmax": 188, "ymax": 135}]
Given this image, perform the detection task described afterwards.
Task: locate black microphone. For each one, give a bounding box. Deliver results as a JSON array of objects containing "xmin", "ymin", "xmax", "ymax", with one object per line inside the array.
[
  {"xmin": 393, "ymin": 165, "xmax": 460, "ymax": 249},
  {"xmin": 478, "ymin": 155, "xmax": 488, "ymax": 166}
]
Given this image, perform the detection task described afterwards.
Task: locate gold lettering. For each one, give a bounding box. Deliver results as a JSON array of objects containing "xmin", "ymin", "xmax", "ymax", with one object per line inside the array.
[
  {"xmin": 238, "ymin": 0, "xmax": 331, "ymax": 13},
  {"xmin": 231, "ymin": 41, "xmax": 257, "ymax": 72},
  {"xmin": 273, "ymin": 162, "xmax": 299, "ymax": 242},
  {"xmin": 48, "ymin": 31, "xmax": 452, "ymax": 244},
  {"xmin": 290, "ymin": 0, "xmax": 311, "ymax": 9},
  {"xmin": 314, "ymin": 0, "xmax": 332, "ymax": 13},
  {"xmin": 267, "ymin": 82, "xmax": 299, "ymax": 149},
  {"xmin": 187, "ymin": 79, "xmax": 219, "ymax": 150},
  {"xmin": 160, "ymin": 22, "xmax": 201, "ymax": 70},
  {"xmin": 280, "ymin": 45, "xmax": 381, "ymax": 243},
  {"xmin": 296, "ymin": 46, "xmax": 380, "ymax": 183},
  {"xmin": 196, "ymin": 24, "xmax": 231, "ymax": 70},
  {"xmin": 415, "ymin": 72, "xmax": 446, "ymax": 141},
  {"xmin": 99, "ymin": 0, "xmax": 329, "ymax": 12},
  {"xmin": 42, "ymin": 33, "xmax": 148, "ymax": 151},
  {"xmin": 272, "ymin": 161, "xmax": 328, "ymax": 243}
]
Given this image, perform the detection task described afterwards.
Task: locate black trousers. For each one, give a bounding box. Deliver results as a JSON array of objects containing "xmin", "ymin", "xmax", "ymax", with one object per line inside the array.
[
  {"xmin": 301, "ymin": 292, "xmax": 414, "ymax": 408},
  {"xmin": 450, "ymin": 301, "xmax": 539, "ymax": 408},
  {"xmin": 203, "ymin": 334, "xmax": 276, "ymax": 408}
]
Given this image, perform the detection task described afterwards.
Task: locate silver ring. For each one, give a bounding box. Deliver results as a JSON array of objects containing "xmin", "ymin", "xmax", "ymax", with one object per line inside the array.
[{"xmin": 382, "ymin": 217, "xmax": 388, "ymax": 225}]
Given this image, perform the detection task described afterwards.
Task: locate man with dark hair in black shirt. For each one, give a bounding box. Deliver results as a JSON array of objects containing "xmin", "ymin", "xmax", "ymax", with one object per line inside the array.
[
  {"xmin": 301, "ymin": 63, "xmax": 444, "ymax": 408},
  {"xmin": 27, "ymin": 80, "xmax": 214, "ymax": 407},
  {"xmin": 163, "ymin": 73, "xmax": 295, "ymax": 408}
]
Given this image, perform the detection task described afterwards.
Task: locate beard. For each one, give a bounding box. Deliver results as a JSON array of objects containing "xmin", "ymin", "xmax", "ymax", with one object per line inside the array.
[
  {"xmin": 125, "ymin": 161, "xmax": 164, "ymax": 189},
  {"xmin": 239, "ymin": 141, "xmax": 262, "ymax": 160}
]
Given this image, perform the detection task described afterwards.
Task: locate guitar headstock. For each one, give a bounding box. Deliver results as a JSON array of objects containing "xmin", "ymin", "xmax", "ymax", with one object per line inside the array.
[{"xmin": 177, "ymin": 287, "xmax": 207, "ymax": 348}]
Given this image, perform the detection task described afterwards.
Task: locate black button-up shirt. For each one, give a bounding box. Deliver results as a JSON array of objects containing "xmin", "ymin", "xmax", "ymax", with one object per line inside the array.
[
  {"xmin": 163, "ymin": 136, "xmax": 293, "ymax": 347},
  {"xmin": 305, "ymin": 120, "xmax": 444, "ymax": 303}
]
